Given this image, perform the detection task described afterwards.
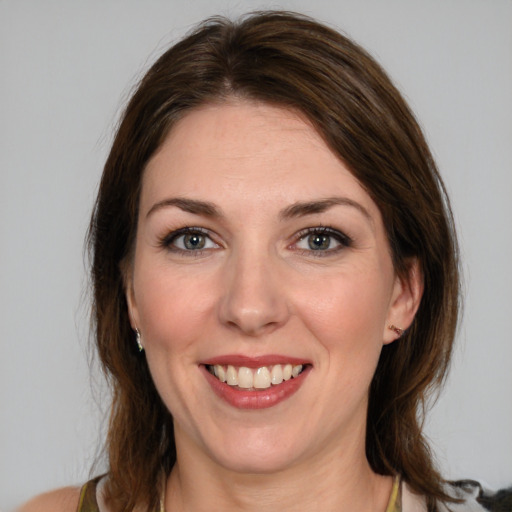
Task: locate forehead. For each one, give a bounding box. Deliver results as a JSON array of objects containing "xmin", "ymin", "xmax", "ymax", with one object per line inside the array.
[
  {"xmin": 149, "ymin": 101, "xmax": 327, "ymax": 170},
  {"xmin": 141, "ymin": 101, "xmax": 376, "ymax": 217}
]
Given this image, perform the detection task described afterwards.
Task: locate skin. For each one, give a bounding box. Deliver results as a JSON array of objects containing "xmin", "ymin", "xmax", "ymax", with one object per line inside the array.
[
  {"xmin": 21, "ymin": 100, "xmax": 422, "ymax": 512},
  {"xmin": 18, "ymin": 487, "xmax": 80, "ymax": 512},
  {"xmin": 125, "ymin": 101, "xmax": 423, "ymax": 511}
]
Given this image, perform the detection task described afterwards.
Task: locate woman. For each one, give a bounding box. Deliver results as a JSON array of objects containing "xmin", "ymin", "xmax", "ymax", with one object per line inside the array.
[{"xmin": 21, "ymin": 10, "xmax": 505, "ymax": 512}]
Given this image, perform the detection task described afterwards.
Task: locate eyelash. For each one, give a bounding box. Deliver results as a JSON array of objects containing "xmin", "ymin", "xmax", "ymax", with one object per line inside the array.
[
  {"xmin": 159, "ymin": 226, "xmax": 352, "ymax": 257},
  {"xmin": 292, "ymin": 227, "xmax": 352, "ymax": 257},
  {"xmin": 159, "ymin": 227, "xmax": 219, "ymax": 257}
]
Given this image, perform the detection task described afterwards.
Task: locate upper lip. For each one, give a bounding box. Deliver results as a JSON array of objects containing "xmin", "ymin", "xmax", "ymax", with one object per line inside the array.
[{"xmin": 201, "ymin": 354, "xmax": 311, "ymax": 368}]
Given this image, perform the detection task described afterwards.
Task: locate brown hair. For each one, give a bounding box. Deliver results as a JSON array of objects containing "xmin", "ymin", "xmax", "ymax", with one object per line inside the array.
[{"xmin": 88, "ymin": 11, "xmax": 460, "ymax": 511}]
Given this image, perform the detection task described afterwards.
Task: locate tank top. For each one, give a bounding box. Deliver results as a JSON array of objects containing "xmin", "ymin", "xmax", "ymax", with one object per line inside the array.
[
  {"xmin": 77, "ymin": 474, "xmax": 511, "ymax": 511},
  {"xmin": 77, "ymin": 475, "xmax": 402, "ymax": 511}
]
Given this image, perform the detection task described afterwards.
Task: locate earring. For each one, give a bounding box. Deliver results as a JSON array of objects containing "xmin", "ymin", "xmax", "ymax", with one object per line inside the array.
[
  {"xmin": 388, "ymin": 324, "xmax": 405, "ymax": 337},
  {"xmin": 135, "ymin": 328, "xmax": 144, "ymax": 352}
]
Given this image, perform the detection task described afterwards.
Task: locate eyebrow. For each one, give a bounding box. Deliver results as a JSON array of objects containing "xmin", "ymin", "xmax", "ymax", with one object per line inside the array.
[
  {"xmin": 279, "ymin": 197, "xmax": 372, "ymax": 221},
  {"xmin": 146, "ymin": 198, "xmax": 222, "ymax": 218},
  {"xmin": 146, "ymin": 195, "xmax": 372, "ymax": 223}
]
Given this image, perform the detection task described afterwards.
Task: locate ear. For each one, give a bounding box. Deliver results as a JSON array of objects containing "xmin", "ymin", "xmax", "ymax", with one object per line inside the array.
[
  {"xmin": 121, "ymin": 258, "xmax": 140, "ymax": 331},
  {"xmin": 383, "ymin": 258, "xmax": 423, "ymax": 345}
]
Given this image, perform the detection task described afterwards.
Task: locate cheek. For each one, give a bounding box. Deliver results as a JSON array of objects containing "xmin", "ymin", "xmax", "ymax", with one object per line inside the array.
[
  {"xmin": 132, "ymin": 262, "xmax": 220, "ymax": 420},
  {"xmin": 133, "ymin": 260, "xmax": 218, "ymax": 354},
  {"xmin": 293, "ymin": 268, "xmax": 391, "ymax": 356},
  {"xmin": 310, "ymin": 272, "xmax": 391, "ymax": 391},
  {"xmin": 286, "ymin": 269, "xmax": 392, "ymax": 434}
]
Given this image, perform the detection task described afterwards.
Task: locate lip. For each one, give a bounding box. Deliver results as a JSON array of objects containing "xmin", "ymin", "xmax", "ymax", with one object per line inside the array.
[
  {"xmin": 201, "ymin": 354, "xmax": 310, "ymax": 368},
  {"xmin": 200, "ymin": 358, "xmax": 311, "ymax": 410}
]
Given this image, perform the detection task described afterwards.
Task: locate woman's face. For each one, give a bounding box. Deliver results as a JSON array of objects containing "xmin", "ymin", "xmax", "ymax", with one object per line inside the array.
[{"xmin": 126, "ymin": 101, "xmax": 420, "ymax": 474}]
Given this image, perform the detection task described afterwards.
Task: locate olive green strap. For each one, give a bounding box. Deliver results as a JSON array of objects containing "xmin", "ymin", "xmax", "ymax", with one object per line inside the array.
[
  {"xmin": 385, "ymin": 476, "xmax": 402, "ymax": 512},
  {"xmin": 76, "ymin": 477, "xmax": 101, "ymax": 512}
]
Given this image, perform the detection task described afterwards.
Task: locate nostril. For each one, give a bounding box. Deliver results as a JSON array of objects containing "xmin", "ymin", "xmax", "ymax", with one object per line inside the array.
[
  {"xmin": 224, "ymin": 317, "xmax": 281, "ymax": 337},
  {"xmin": 220, "ymin": 303, "xmax": 287, "ymax": 336}
]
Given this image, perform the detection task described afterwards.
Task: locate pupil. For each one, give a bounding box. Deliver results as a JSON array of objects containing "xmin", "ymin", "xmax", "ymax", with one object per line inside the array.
[
  {"xmin": 308, "ymin": 234, "xmax": 330, "ymax": 250},
  {"xmin": 184, "ymin": 233, "xmax": 205, "ymax": 250}
]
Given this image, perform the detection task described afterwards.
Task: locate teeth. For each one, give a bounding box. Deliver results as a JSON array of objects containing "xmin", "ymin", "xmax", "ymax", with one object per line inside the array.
[
  {"xmin": 238, "ymin": 367, "xmax": 253, "ymax": 388},
  {"xmin": 270, "ymin": 364, "xmax": 283, "ymax": 385},
  {"xmin": 254, "ymin": 367, "xmax": 271, "ymax": 389},
  {"xmin": 213, "ymin": 365, "xmax": 226, "ymax": 382},
  {"xmin": 226, "ymin": 365, "xmax": 238, "ymax": 385},
  {"xmin": 211, "ymin": 363, "xmax": 303, "ymax": 390}
]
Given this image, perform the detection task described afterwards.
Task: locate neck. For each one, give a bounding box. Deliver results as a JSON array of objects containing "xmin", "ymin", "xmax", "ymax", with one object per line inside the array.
[{"xmin": 165, "ymin": 430, "xmax": 393, "ymax": 512}]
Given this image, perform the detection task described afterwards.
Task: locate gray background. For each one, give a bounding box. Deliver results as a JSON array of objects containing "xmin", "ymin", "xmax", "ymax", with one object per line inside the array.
[{"xmin": 1, "ymin": 1, "xmax": 511, "ymax": 510}]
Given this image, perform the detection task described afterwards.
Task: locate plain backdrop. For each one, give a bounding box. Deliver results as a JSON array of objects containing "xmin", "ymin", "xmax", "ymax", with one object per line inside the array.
[{"xmin": 1, "ymin": 1, "xmax": 511, "ymax": 510}]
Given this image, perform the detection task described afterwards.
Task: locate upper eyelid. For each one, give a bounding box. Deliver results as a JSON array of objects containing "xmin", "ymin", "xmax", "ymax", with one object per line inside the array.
[
  {"xmin": 289, "ymin": 227, "xmax": 353, "ymax": 255},
  {"xmin": 159, "ymin": 225, "xmax": 351, "ymax": 251},
  {"xmin": 161, "ymin": 226, "xmax": 217, "ymax": 246},
  {"xmin": 293, "ymin": 226, "xmax": 352, "ymax": 243}
]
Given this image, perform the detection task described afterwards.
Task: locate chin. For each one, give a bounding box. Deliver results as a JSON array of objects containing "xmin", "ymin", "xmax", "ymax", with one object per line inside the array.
[
  {"xmin": 214, "ymin": 449, "xmax": 300, "ymax": 475},
  {"xmin": 206, "ymin": 430, "xmax": 304, "ymax": 475}
]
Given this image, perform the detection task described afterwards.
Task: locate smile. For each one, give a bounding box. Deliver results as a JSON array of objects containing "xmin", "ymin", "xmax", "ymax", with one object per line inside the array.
[
  {"xmin": 201, "ymin": 356, "xmax": 311, "ymax": 409},
  {"xmin": 207, "ymin": 364, "xmax": 304, "ymax": 390}
]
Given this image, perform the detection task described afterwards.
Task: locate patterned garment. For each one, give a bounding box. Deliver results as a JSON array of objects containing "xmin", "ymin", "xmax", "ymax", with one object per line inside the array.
[
  {"xmin": 76, "ymin": 476, "xmax": 512, "ymax": 512},
  {"xmin": 440, "ymin": 480, "xmax": 512, "ymax": 512}
]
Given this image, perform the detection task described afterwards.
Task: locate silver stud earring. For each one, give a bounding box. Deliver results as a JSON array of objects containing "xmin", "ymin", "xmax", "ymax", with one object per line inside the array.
[{"xmin": 135, "ymin": 328, "xmax": 144, "ymax": 352}]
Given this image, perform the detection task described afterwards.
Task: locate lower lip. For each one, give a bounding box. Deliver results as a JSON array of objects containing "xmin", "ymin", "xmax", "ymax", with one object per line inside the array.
[{"xmin": 201, "ymin": 365, "xmax": 310, "ymax": 410}]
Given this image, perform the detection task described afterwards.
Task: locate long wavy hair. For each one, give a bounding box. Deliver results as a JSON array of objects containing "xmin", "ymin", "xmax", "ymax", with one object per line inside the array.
[{"xmin": 88, "ymin": 11, "xmax": 460, "ymax": 511}]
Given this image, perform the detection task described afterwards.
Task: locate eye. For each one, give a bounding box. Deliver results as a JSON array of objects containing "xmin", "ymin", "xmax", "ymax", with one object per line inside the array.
[
  {"xmin": 162, "ymin": 227, "xmax": 219, "ymax": 254},
  {"xmin": 294, "ymin": 227, "xmax": 351, "ymax": 255}
]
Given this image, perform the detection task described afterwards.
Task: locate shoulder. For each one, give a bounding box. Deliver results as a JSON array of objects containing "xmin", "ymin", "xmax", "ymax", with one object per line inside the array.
[{"xmin": 17, "ymin": 487, "xmax": 81, "ymax": 512}]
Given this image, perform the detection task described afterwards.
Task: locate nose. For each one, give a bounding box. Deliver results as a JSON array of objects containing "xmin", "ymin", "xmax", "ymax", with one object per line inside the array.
[{"xmin": 218, "ymin": 247, "xmax": 290, "ymax": 337}]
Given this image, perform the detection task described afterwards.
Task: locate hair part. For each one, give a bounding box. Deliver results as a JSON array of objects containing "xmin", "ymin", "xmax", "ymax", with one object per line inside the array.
[{"xmin": 88, "ymin": 11, "xmax": 460, "ymax": 511}]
